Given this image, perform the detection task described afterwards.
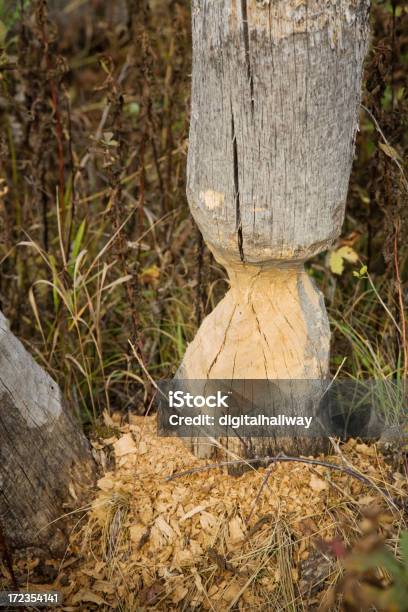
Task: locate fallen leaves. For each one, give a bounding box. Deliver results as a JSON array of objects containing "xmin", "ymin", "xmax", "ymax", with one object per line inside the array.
[{"xmin": 155, "ymin": 515, "xmax": 176, "ymax": 541}]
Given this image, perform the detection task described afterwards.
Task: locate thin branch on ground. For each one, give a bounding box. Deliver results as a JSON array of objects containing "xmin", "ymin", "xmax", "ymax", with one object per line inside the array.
[{"xmin": 165, "ymin": 454, "xmax": 402, "ymax": 511}]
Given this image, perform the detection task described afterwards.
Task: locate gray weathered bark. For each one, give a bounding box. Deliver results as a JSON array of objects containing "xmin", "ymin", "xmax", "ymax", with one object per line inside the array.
[
  {"xmin": 0, "ymin": 312, "xmax": 95, "ymax": 554},
  {"xmin": 179, "ymin": 0, "xmax": 370, "ymax": 459}
]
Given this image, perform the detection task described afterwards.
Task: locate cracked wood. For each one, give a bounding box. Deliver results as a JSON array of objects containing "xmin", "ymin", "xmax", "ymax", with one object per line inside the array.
[{"xmin": 187, "ymin": 0, "xmax": 370, "ymax": 264}]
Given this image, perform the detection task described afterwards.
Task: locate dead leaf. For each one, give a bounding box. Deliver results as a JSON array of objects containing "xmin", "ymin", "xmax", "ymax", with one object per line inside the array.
[
  {"xmin": 72, "ymin": 589, "xmax": 109, "ymax": 606},
  {"xmin": 329, "ymin": 246, "xmax": 358, "ymax": 275},
  {"xmin": 139, "ymin": 580, "xmax": 164, "ymax": 606},
  {"xmin": 199, "ymin": 511, "xmax": 217, "ymax": 531},
  {"xmin": 222, "ymin": 579, "xmax": 242, "ymax": 603},
  {"xmin": 102, "ymin": 410, "xmax": 115, "ymax": 427},
  {"xmin": 68, "ymin": 482, "xmax": 78, "ymax": 501},
  {"xmin": 379, "ymin": 142, "xmax": 401, "ymax": 160},
  {"xmin": 357, "ymin": 495, "xmax": 377, "ymax": 506},
  {"xmin": 355, "ymin": 443, "xmax": 375, "ymax": 457},
  {"xmin": 102, "ymin": 435, "xmax": 118, "ymax": 446},
  {"xmin": 137, "ymin": 439, "xmax": 148, "ymax": 454},
  {"xmin": 226, "ymin": 516, "xmax": 246, "ymax": 550}
]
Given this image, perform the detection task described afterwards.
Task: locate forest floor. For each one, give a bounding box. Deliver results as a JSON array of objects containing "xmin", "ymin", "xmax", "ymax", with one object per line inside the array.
[{"xmin": 4, "ymin": 417, "xmax": 407, "ymax": 611}]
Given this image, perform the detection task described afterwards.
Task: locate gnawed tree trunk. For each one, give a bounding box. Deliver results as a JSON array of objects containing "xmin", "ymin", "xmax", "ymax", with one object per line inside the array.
[
  {"xmin": 179, "ymin": 0, "xmax": 370, "ymax": 459},
  {"xmin": 0, "ymin": 312, "xmax": 95, "ymax": 554}
]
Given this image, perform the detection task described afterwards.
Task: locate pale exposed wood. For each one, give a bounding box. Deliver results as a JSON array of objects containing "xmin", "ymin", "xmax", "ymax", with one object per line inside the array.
[
  {"xmin": 180, "ymin": 0, "xmax": 370, "ymax": 459},
  {"xmin": 0, "ymin": 312, "xmax": 95, "ymax": 554},
  {"xmin": 179, "ymin": 262, "xmax": 330, "ymax": 459},
  {"xmin": 180, "ymin": 263, "xmax": 329, "ymax": 381}
]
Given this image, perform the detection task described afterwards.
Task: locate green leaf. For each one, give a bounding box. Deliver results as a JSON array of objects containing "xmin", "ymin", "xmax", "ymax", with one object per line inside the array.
[
  {"xmin": 353, "ymin": 265, "xmax": 368, "ymax": 279},
  {"xmin": 49, "ymin": 255, "xmax": 60, "ymax": 313},
  {"xmin": 68, "ymin": 220, "xmax": 86, "ymax": 279}
]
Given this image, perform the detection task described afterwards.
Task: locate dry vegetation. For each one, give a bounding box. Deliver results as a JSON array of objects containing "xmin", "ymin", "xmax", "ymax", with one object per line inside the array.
[
  {"xmin": 0, "ymin": 0, "xmax": 407, "ymax": 610},
  {"xmin": 0, "ymin": 1, "xmax": 407, "ymax": 417},
  {"xmin": 3, "ymin": 417, "xmax": 408, "ymax": 610}
]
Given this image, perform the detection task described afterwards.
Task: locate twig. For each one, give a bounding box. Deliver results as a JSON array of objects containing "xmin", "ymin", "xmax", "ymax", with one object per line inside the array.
[
  {"xmin": 328, "ymin": 436, "xmax": 398, "ymax": 511},
  {"xmin": 165, "ymin": 454, "xmax": 401, "ymax": 510},
  {"xmin": 38, "ymin": 6, "xmax": 66, "ymax": 226},
  {"xmin": 245, "ymin": 455, "xmax": 283, "ymax": 524},
  {"xmin": 393, "ymin": 219, "xmax": 408, "ymax": 383},
  {"xmin": 64, "ymin": 86, "xmax": 77, "ymax": 260},
  {"xmin": 128, "ymin": 340, "xmax": 165, "ymax": 399},
  {"xmin": 361, "ymin": 104, "xmax": 408, "ymax": 194}
]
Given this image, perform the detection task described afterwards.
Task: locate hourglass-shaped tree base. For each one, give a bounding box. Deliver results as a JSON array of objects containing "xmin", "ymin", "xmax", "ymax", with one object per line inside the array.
[{"xmin": 177, "ymin": 261, "xmax": 331, "ymax": 460}]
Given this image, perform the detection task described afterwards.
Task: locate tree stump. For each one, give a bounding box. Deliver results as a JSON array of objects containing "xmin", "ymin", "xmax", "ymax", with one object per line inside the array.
[
  {"xmin": 0, "ymin": 312, "xmax": 95, "ymax": 554},
  {"xmin": 178, "ymin": 0, "xmax": 370, "ymax": 459}
]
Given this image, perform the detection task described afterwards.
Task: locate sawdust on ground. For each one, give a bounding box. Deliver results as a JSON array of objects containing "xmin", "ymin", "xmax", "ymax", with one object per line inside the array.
[{"xmin": 6, "ymin": 415, "xmax": 406, "ymax": 610}]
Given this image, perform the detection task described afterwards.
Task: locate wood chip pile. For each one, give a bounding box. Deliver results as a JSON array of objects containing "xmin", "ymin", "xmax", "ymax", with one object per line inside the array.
[{"xmin": 3, "ymin": 416, "xmax": 406, "ymax": 610}]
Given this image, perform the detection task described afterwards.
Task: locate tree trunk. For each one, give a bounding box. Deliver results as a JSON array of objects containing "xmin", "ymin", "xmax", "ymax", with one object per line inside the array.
[
  {"xmin": 0, "ymin": 312, "xmax": 95, "ymax": 555},
  {"xmin": 179, "ymin": 0, "xmax": 370, "ymax": 459}
]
